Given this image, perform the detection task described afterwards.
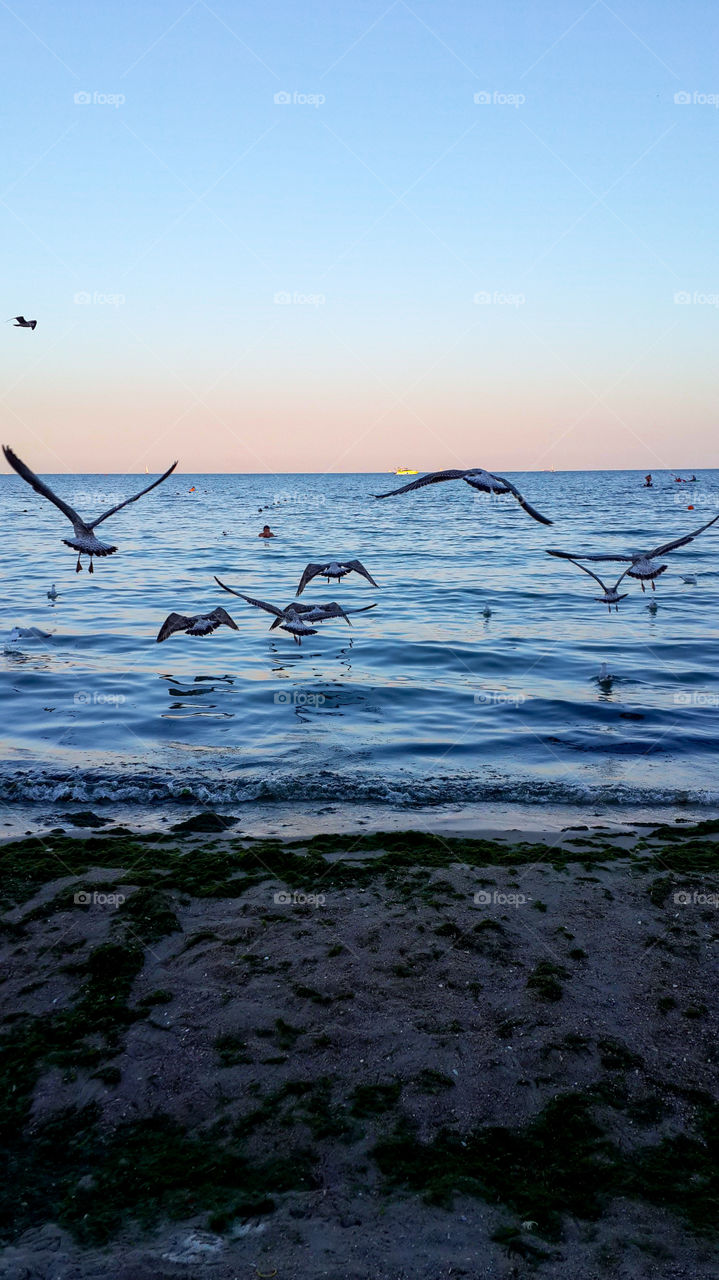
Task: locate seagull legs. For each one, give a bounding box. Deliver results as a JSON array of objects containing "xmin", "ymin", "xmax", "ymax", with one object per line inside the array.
[
  {"xmin": 641, "ymin": 581, "xmax": 645, "ymax": 592},
  {"xmin": 88, "ymin": 558, "xmax": 94, "ymax": 574},
  {"xmin": 651, "ymin": 580, "xmax": 655, "ymax": 590},
  {"xmin": 75, "ymin": 555, "xmax": 82, "ymax": 573}
]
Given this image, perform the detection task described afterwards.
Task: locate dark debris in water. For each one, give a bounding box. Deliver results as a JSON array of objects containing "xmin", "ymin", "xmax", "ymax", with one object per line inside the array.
[{"xmin": 63, "ymin": 811, "xmax": 111, "ymax": 828}]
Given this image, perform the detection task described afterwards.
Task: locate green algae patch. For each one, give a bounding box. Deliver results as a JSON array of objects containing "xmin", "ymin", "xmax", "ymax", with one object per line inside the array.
[
  {"xmin": 372, "ymin": 1091, "xmax": 719, "ymax": 1241},
  {"xmin": 0, "ymin": 1105, "xmax": 318, "ymax": 1246}
]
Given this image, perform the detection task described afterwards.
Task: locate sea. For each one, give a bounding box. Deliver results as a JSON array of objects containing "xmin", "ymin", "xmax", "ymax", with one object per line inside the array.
[{"xmin": 2, "ymin": 468, "xmax": 719, "ymax": 832}]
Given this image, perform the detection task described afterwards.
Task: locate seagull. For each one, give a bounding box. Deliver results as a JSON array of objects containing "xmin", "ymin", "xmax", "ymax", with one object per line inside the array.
[
  {"xmin": 214, "ymin": 577, "xmax": 377, "ymax": 644},
  {"xmin": 481, "ymin": 604, "xmax": 492, "ymax": 618},
  {"xmin": 6, "ymin": 316, "xmax": 37, "ymax": 330},
  {"xmin": 47, "ymin": 584, "xmax": 59, "ymax": 600},
  {"xmin": 647, "ymin": 600, "xmax": 658, "ymax": 614},
  {"xmin": 596, "ymin": 662, "xmax": 614, "ymax": 684},
  {"xmin": 296, "ymin": 559, "xmax": 379, "ymax": 596},
  {"xmin": 681, "ymin": 574, "xmax": 698, "ymax": 585},
  {"xmin": 156, "ymin": 607, "xmax": 238, "ymax": 643},
  {"xmin": 3, "ymin": 446, "xmax": 178, "ymax": 572},
  {"xmin": 546, "ymin": 515, "xmax": 719, "ymax": 591},
  {"xmin": 374, "ymin": 469, "xmax": 552, "ymax": 525},
  {"xmin": 552, "ymin": 558, "xmax": 630, "ymax": 611}
]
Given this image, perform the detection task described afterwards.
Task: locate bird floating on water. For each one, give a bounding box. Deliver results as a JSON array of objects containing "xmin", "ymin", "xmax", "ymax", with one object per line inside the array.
[
  {"xmin": 47, "ymin": 584, "xmax": 59, "ymax": 600},
  {"xmin": 374, "ymin": 468, "xmax": 552, "ymax": 525},
  {"xmin": 214, "ymin": 577, "xmax": 377, "ymax": 644},
  {"xmin": 3, "ymin": 446, "xmax": 178, "ymax": 572},
  {"xmin": 156, "ymin": 608, "xmax": 238, "ymax": 643},
  {"xmin": 681, "ymin": 574, "xmax": 698, "ymax": 585},
  {"xmin": 6, "ymin": 316, "xmax": 37, "ymax": 330},
  {"xmin": 482, "ymin": 604, "xmax": 492, "ymax": 618},
  {"xmin": 546, "ymin": 515, "xmax": 719, "ymax": 591},
  {"xmin": 296, "ymin": 559, "xmax": 379, "ymax": 596}
]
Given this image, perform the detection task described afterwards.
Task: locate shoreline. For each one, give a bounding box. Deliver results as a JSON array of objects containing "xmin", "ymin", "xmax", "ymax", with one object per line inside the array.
[
  {"xmin": 1, "ymin": 816, "xmax": 718, "ymax": 1277},
  {"xmin": 2, "ymin": 796, "xmax": 719, "ymax": 842}
]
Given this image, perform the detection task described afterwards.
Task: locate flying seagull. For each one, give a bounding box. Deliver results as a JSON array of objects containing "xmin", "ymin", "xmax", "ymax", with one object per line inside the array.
[
  {"xmin": 374, "ymin": 469, "xmax": 552, "ymax": 525},
  {"xmin": 546, "ymin": 514, "xmax": 719, "ymax": 591},
  {"xmin": 553, "ymin": 558, "xmax": 630, "ymax": 611},
  {"xmin": 3, "ymin": 446, "xmax": 178, "ymax": 572},
  {"xmin": 156, "ymin": 607, "xmax": 238, "ymax": 643},
  {"xmin": 296, "ymin": 559, "xmax": 379, "ymax": 596},
  {"xmin": 6, "ymin": 316, "xmax": 37, "ymax": 330},
  {"xmin": 214, "ymin": 577, "xmax": 377, "ymax": 644}
]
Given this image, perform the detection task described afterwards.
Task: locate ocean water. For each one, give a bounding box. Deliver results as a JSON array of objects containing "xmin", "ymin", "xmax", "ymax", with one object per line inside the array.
[{"xmin": 2, "ymin": 468, "xmax": 719, "ymax": 816}]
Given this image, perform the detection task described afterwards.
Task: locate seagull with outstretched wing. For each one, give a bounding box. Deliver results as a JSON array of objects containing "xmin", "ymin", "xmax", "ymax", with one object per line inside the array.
[
  {"xmin": 214, "ymin": 577, "xmax": 377, "ymax": 643},
  {"xmin": 547, "ymin": 514, "xmax": 719, "ymax": 591},
  {"xmin": 3, "ymin": 446, "xmax": 178, "ymax": 572},
  {"xmin": 295, "ymin": 559, "xmax": 379, "ymax": 596},
  {"xmin": 6, "ymin": 316, "xmax": 37, "ymax": 330},
  {"xmin": 374, "ymin": 468, "xmax": 552, "ymax": 525},
  {"xmin": 553, "ymin": 558, "xmax": 631, "ymax": 611},
  {"xmin": 156, "ymin": 607, "xmax": 238, "ymax": 643}
]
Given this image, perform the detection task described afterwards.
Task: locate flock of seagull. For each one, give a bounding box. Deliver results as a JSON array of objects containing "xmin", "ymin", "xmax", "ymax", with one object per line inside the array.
[{"xmin": 3, "ymin": 446, "xmax": 717, "ymax": 648}]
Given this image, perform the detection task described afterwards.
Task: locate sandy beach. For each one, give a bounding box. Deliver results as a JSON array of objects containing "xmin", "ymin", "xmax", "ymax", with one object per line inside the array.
[{"xmin": 1, "ymin": 812, "xmax": 717, "ymax": 1279}]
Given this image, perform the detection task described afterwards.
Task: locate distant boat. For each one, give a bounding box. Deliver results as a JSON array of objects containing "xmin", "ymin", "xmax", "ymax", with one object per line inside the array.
[{"xmin": 394, "ymin": 467, "xmax": 418, "ymax": 475}]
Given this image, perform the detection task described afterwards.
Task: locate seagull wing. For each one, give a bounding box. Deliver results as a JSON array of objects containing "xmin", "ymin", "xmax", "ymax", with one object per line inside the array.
[
  {"xmin": 313, "ymin": 601, "xmax": 379, "ymax": 625},
  {"xmin": 374, "ymin": 469, "xmax": 468, "ymax": 498},
  {"xmin": 215, "ymin": 581, "xmax": 285, "ymax": 617},
  {"xmin": 3, "ymin": 446, "xmax": 83, "ymax": 526},
  {"xmin": 489, "ymin": 473, "xmax": 553, "ymax": 526},
  {"xmin": 554, "ymin": 557, "xmax": 609, "ymax": 591},
  {"xmin": 296, "ymin": 563, "xmax": 324, "ymax": 596},
  {"xmin": 346, "ymin": 559, "xmax": 379, "ymax": 586},
  {"xmin": 546, "ymin": 549, "xmax": 631, "ymax": 563},
  {"xmin": 156, "ymin": 612, "xmax": 192, "ymax": 643},
  {"xmin": 648, "ymin": 514, "xmax": 719, "ymax": 558},
  {"xmin": 88, "ymin": 461, "xmax": 178, "ymax": 528},
  {"xmin": 206, "ymin": 607, "xmax": 239, "ymax": 632}
]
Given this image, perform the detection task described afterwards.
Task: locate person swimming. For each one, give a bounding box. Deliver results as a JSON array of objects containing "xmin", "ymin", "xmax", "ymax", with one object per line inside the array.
[
  {"xmin": 644, "ymin": 474, "xmax": 653, "ymax": 487},
  {"xmin": 259, "ymin": 525, "xmax": 276, "ymax": 538}
]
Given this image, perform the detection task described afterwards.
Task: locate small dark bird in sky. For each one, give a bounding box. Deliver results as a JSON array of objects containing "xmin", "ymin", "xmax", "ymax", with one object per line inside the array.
[{"xmin": 7, "ymin": 316, "xmax": 37, "ymax": 330}]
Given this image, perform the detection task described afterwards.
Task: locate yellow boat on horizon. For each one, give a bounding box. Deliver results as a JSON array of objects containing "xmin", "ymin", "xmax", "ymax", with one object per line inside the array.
[{"xmin": 394, "ymin": 467, "xmax": 418, "ymax": 475}]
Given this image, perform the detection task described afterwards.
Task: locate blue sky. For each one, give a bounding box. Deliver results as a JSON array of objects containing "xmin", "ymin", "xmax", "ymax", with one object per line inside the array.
[{"xmin": 1, "ymin": 1, "xmax": 718, "ymax": 472}]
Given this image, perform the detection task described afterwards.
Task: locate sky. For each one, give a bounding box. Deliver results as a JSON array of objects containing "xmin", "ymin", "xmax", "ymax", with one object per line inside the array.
[{"xmin": 1, "ymin": 0, "xmax": 718, "ymax": 474}]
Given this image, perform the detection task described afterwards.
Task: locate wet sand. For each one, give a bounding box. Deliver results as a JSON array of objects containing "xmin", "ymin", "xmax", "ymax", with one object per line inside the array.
[{"xmin": 1, "ymin": 814, "xmax": 717, "ymax": 1278}]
